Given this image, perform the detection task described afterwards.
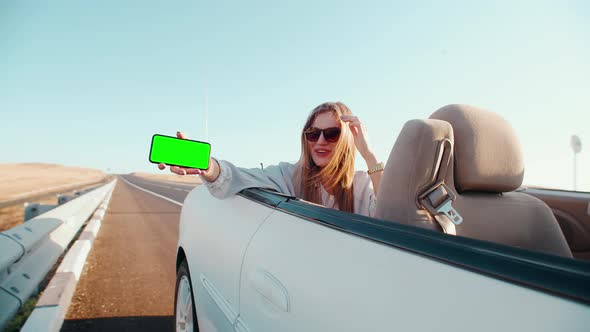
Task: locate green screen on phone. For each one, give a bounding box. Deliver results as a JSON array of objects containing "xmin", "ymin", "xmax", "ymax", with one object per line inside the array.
[{"xmin": 149, "ymin": 134, "xmax": 211, "ymax": 170}]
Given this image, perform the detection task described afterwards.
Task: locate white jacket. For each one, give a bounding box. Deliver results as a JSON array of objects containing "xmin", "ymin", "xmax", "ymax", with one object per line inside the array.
[{"xmin": 205, "ymin": 159, "xmax": 377, "ymax": 217}]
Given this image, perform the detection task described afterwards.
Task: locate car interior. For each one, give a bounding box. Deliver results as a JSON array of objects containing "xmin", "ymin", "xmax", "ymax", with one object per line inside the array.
[
  {"xmin": 524, "ymin": 188, "xmax": 590, "ymax": 260},
  {"xmin": 375, "ymin": 104, "xmax": 575, "ymax": 258}
]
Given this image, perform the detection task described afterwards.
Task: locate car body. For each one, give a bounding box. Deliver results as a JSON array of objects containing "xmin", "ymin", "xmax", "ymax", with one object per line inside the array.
[{"xmin": 175, "ymin": 185, "xmax": 590, "ymax": 332}]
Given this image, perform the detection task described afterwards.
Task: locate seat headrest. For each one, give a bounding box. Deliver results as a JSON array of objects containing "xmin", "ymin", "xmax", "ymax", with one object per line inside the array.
[
  {"xmin": 429, "ymin": 104, "xmax": 524, "ymax": 193},
  {"xmin": 375, "ymin": 119, "xmax": 453, "ymax": 230}
]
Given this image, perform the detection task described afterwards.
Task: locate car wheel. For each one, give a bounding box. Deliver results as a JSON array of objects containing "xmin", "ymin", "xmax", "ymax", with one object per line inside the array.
[{"xmin": 175, "ymin": 259, "xmax": 198, "ymax": 332}]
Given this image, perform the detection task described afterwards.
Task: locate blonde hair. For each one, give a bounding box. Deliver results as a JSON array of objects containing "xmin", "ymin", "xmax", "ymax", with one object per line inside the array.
[{"xmin": 295, "ymin": 102, "xmax": 356, "ymax": 213}]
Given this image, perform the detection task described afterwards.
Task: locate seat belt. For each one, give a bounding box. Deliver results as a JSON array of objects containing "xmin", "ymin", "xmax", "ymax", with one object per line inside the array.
[{"xmin": 418, "ymin": 139, "xmax": 463, "ymax": 235}]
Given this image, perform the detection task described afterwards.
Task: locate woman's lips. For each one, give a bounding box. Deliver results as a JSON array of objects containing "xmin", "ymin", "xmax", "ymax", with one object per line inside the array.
[{"xmin": 314, "ymin": 149, "xmax": 331, "ymax": 157}]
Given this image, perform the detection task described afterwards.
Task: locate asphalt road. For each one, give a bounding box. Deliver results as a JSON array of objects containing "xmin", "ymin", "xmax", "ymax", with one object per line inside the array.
[{"xmin": 61, "ymin": 174, "xmax": 198, "ymax": 332}]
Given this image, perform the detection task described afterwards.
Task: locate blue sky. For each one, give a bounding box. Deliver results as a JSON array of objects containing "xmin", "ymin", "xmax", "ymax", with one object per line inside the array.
[{"xmin": 1, "ymin": 0, "xmax": 589, "ymax": 191}]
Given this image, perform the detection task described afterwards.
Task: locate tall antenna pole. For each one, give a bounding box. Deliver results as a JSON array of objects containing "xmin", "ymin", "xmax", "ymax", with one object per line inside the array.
[
  {"xmin": 574, "ymin": 152, "xmax": 577, "ymax": 191},
  {"xmin": 205, "ymin": 82, "xmax": 209, "ymax": 141},
  {"xmin": 570, "ymin": 135, "xmax": 582, "ymax": 191}
]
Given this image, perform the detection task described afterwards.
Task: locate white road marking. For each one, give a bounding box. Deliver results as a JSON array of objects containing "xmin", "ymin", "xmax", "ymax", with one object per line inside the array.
[
  {"xmin": 137, "ymin": 182, "xmax": 176, "ymax": 190},
  {"xmin": 119, "ymin": 176, "xmax": 183, "ymax": 207},
  {"xmin": 132, "ymin": 178, "xmax": 197, "ymax": 191},
  {"xmin": 155, "ymin": 179, "xmax": 200, "ymax": 189}
]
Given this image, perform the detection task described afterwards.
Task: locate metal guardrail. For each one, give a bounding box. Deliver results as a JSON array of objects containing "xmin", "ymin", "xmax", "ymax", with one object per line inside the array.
[
  {"xmin": 23, "ymin": 187, "xmax": 99, "ymax": 222},
  {"xmin": 0, "ymin": 180, "xmax": 116, "ymax": 330},
  {"xmin": 0, "ymin": 178, "xmax": 110, "ymax": 210}
]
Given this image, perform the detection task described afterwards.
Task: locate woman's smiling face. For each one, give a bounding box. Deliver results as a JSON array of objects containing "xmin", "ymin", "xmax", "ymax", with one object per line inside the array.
[{"xmin": 308, "ymin": 112, "xmax": 341, "ymax": 167}]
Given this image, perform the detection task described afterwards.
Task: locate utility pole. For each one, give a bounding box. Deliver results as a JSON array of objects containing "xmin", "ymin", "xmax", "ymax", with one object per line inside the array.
[
  {"xmin": 570, "ymin": 135, "xmax": 582, "ymax": 191},
  {"xmin": 205, "ymin": 82, "xmax": 209, "ymax": 142}
]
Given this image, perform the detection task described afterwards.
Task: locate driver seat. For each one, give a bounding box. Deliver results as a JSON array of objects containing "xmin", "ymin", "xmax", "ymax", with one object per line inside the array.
[{"xmin": 375, "ymin": 104, "xmax": 572, "ymax": 257}]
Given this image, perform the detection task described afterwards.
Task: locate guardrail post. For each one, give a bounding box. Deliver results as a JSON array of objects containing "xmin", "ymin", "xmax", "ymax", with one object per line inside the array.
[
  {"xmin": 57, "ymin": 194, "xmax": 75, "ymax": 205},
  {"xmin": 23, "ymin": 203, "xmax": 57, "ymax": 222}
]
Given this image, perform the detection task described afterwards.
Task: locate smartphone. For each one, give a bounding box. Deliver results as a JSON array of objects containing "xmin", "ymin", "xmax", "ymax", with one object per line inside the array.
[{"xmin": 149, "ymin": 134, "xmax": 211, "ymax": 170}]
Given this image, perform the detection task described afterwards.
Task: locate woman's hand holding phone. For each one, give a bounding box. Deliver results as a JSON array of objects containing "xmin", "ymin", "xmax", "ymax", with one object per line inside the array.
[{"xmin": 157, "ymin": 131, "xmax": 220, "ymax": 182}]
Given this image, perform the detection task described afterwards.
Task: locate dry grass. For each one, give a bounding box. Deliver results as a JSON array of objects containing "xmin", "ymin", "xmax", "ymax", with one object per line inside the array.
[
  {"xmin": 131, "ymin": 171, "xmax": 202, "ymax": 184},
  {"xmin": 0, "ymin": 163, "xmax": 106, "ymax": 202},
  {"xmin": 0, "ymin": 163, "xmax": 108, "ymax": 232}
]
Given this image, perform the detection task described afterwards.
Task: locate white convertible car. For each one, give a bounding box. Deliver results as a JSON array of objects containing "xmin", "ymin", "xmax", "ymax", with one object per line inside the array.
[{"xmin": 174, "ymin": 105, "xmax": 590, "ymax": 332}]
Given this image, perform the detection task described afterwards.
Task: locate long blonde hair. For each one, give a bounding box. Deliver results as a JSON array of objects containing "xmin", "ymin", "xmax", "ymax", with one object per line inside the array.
[{"xmin": 295, "ymin": 102, "xmax": 356, "ymax": 213}]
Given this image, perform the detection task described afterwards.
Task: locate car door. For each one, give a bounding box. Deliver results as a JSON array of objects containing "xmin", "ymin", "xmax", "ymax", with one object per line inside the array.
[
  {"xmin": 179, "ymin": 188, "xmax": 283, "ymax": 331},
  {"xmin": 237, "ymin": 197, "xmax": 590, "ymax": 332},
  {"xmin": 238, "ymin": 208, "xmax": 399, "ymax": 332}
]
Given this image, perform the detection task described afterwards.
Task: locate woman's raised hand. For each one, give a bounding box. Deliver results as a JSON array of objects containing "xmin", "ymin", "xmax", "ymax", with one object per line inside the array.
[
  {"xmin": 340, "ymin": 115, "xmax": 374, "ymax": 160},
  {"xmin": 157, "ymin": 131, "xmax": 208, "ymax": 176}
]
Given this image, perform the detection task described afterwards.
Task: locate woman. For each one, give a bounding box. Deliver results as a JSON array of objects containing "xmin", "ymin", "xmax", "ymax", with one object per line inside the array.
[{"xmin": 159, "ymin": 102, "xmax": 383, "ymax": 217}]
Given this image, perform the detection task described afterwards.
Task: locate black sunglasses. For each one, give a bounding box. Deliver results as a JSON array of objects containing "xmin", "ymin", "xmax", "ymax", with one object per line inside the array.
[{"xmin": 304, "ymin": 127, "xmax": 341, "ymax": 143}]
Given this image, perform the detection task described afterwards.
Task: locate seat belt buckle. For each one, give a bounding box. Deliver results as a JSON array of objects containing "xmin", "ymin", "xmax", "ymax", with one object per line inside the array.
[
  {"xmin": 437, "ymin": 200, "xmax": 463, "ymax": 225},
  {"xmin": 419, "ymin": 181, "xmax": 463, "ymax": 225}
]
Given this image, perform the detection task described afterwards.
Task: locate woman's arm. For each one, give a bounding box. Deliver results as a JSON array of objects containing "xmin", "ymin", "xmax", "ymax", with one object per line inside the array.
[
  {"xmin": 200, "ymin": 158, "xmax": 220, "ymax": 182},
  {"xmin": 340, "ymin": 115, "xmax": 383, "ymax": 196},
  {"xmin": 204, "ymin": 160, "xmax": 296, "ymax": 199},
  {"xmin": 362, "ymin": 152, "xmax": 382, "ymax": 196},
  {"xmin": 158, "ymin": 132, "xmax": 297, "ymax": 199}
]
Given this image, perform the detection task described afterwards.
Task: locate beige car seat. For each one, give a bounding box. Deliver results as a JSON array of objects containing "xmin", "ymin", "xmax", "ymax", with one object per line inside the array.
[{"xmin": 375, "ymin": 104, "xmax": 572, "ymax": 258}]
